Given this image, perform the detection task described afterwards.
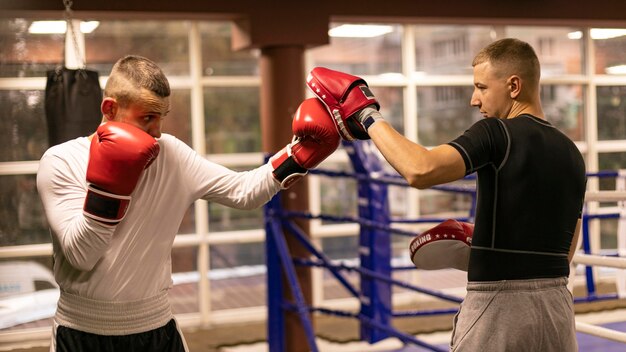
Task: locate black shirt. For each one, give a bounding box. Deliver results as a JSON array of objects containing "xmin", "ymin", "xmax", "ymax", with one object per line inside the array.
[{"xmin": 449, "ymin": 115, "xmax": 586, "ymax": 281}]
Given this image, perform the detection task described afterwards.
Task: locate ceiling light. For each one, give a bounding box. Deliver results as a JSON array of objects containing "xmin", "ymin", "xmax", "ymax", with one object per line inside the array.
[
  {"xmin": 606, "ymin": 65, "xmax": 626, "ymax": 75},
  {"xmin": 329, "ymin": 24, "xmax": 394, "ymax": 38},
  {"xmin": 29, "ymin": 21, "xmax": 66, "ymax": 34},
  {"xmin": 80, "ymin": 21, "xmax": 100, "ymax": 33},
  {"xmin": 591, "ymin": 28, "xmax": 626, "ymax": 40},
  {"xmin": 567, "ymin": 28, "xmax": 626, "ymax": 40},
  {"xmin": 28, "ymin": 20, "xmax": 100, "ymax": 34},
  {"xmin": 567, "ymin": 31, "xmax": 582, "ymax": 40}
]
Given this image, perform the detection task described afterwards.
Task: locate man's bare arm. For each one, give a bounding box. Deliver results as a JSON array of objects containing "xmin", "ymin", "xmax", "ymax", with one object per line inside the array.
[{"xmin": 368, "ymin": 120, "xmax": 466, "ymax": 189}]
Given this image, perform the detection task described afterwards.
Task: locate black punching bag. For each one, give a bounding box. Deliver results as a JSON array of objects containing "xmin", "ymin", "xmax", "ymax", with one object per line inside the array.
[{"xmin": 45, "ymin": 67, "xmax": 102, "ymax": 146}]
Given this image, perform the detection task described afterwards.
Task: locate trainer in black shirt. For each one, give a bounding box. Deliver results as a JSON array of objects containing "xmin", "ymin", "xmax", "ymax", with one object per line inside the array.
[{"xmin": 324, "ymin": 38, "xmax": 585, "ymax": 351}]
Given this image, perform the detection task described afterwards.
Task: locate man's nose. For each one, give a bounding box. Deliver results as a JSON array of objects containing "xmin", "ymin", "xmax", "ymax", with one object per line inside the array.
[
  {"xmin": 470, "ymin": 94, "xmax": 480, "ymax": 107},
  {"xmin": 150, "ymin": 123, "xmax": 162, "ymax": 138}
]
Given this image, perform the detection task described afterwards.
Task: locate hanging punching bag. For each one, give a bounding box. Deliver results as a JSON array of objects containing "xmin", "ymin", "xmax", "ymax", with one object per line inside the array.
[{"xmin": 44, "ymin": 66, "xmax": 102, "ymax": 146}]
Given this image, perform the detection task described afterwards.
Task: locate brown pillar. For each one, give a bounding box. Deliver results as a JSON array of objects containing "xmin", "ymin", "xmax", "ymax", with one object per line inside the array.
[
  {"xmin": 260, "ymin": 46, "xmax": 313, "ymax": 352},
  {"xmin": 260, "ymin": 46, "xmax": 305, "ymax": 151}
]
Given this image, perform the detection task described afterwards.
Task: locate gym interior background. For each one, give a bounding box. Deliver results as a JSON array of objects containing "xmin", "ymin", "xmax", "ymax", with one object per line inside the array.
[{"xmin": 1, "ymin": 1, "xmax": 626, "ymax": 351}]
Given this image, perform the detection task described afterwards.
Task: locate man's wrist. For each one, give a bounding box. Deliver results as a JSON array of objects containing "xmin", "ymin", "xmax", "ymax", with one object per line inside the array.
[
  {"xmin": 357, "ymin": 106, "xmax": 384, "ymax": 131},
  {"xmin": 269, "ymin": 145, "xmax": 308, "ymax": 189},
  {"xmin": 83, "ymin": 185, "xmax": 130, "ymax": 224}
]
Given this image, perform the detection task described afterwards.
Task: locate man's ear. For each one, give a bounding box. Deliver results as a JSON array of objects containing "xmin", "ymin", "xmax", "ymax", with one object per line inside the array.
[
  {"xmin": 101, "ymin": 97, "xmax": 118, "ymax": 121},
  {"xmin": 508, "ymin": 76, "xmax": 521, "ymax": 99}
]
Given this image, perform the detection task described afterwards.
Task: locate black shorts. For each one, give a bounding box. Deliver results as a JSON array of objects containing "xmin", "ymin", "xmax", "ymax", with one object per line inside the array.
[{"xmin": 54, "ymin": 319, "xmax": 187, "ymax": 352}]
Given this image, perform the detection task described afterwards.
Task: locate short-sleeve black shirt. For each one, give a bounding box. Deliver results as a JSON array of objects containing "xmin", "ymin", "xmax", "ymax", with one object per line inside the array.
[{"xmin": 449, "ymin": 115, "xmax": 586, "ymax": 281}]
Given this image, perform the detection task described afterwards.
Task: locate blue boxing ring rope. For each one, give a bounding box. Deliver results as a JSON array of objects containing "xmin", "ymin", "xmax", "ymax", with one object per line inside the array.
[{"xmin": 264, "ymin": 142, "xmax": 626, "ymax": 351}]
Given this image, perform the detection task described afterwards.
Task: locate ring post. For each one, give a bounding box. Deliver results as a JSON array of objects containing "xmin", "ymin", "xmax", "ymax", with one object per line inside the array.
[
  {"xmin": 344, "ymin": 141, "xmax": 393, "ymax": 343},
  {"xmin": 265, "ymin": 193, "xmax": 319, "ymax": 352},
  {"xmin": 266, "ymin": 194, "xmax": 286, "ymax": 352}
]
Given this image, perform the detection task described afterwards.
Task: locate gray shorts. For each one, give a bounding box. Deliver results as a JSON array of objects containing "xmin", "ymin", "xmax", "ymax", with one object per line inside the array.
[{"xmin": 450, "ymin": 277, "xmax": 577, "ymax": 352}]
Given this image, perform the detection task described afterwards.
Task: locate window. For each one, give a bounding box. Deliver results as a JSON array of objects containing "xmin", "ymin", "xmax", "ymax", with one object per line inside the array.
[
  {"xmin": 597, "ymin": 86, "xmax": 626, "ymax": 140},
  {"xmin": 2, "ymin": 18, "xmax": 626, "ymax": 337}
]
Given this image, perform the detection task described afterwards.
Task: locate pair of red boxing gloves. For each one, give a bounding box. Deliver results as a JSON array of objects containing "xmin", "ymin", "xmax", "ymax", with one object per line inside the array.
[{"xmin": 267, "ymin": 67, "xmax": 384, "ymax": 189}]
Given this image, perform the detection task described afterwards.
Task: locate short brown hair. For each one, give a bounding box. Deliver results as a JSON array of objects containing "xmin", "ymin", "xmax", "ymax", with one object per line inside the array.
[
  {"xmin": 472, "ymin": 38, "xmax": 540, "ymax": 87},
  {"xmin": 104, "ymin": 55, "xmax": 170, "ymax": 106}
]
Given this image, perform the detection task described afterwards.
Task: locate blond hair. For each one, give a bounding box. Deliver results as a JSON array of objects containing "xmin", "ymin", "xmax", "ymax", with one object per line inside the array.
[
  {"xmin": 473, "ymin": 38, "xmax": 540, "ymax": 88},
  {"xmin": 104, "ymin": 55, "xmax": 170, "ymax": 107}
]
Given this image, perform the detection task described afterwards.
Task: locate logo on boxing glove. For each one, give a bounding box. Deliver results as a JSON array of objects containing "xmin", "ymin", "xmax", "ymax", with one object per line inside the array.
[
  {"xmin": 409, "ymin": 219, "xmax": 474, "ymax": 271},
  {"xmin": 409, "ymin": 234, "xmax": 432, "ymax": 254}
]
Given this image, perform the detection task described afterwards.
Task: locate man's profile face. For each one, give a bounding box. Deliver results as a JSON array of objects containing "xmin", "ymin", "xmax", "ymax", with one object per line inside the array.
[
  {"xmin": 470, "ymin": 61, "xmax": 513, "ymax": 119},
  {"xmin": 113, "ymin": 90, "xmax": 170, "ymax": 138}
]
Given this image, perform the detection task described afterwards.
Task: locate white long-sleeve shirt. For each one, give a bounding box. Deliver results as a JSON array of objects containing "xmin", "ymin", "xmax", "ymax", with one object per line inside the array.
[{"xmin": 37, "ymin": 134, "xmax": 280, "ymax": 302}]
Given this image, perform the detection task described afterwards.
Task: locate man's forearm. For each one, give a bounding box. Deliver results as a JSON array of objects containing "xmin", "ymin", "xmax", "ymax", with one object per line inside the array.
[{"xmin": 368, "ymin": 121, "xmax": 466, "ymax": 189}]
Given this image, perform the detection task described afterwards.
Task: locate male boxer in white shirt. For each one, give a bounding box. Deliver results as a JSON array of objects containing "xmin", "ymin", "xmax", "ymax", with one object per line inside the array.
[{"xmin": 37, "ymin": 55, "xmax": 340, "ymax": 351}]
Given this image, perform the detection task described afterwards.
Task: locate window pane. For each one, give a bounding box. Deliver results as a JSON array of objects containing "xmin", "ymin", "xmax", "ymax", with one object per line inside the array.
[
  {"xmin": 309, "ymin": 23, "xmax": 402, "ymax": 75},
  {"xmin": 208, "ymin": 202, "xmax": 263, "ymax": 232},
  {"xmin": 321, "ymin": 235, "xmax": 359, "ymax": 300},
  {"xmin": 319, "ymin": 161, "xmax": 358, "ymax": 225},
  {"xmin": 593, "ymin": 28, "xmax": 626, "ymax": 75},
  {"xmin": 0, "ymin": 19, "xmax": 64, "ymax": 77},
  {"xmin": 596, "ymin": 154, "xmax": 623, "ymax": 250},
  {"xmin": 85, "ymin": 21, "xmax": 190, "ymax": 76},
  {"xmin": 0, "ymin": 175, "xmax": 49, "ymax": 246},
  {"xmin": 597, "ymin": 86, "xmax": 626, "ymax": 140},
  {"xmin": 204, "ymin": 87, "xmax": 260, "ymax": 153},
  {"xmin": 598, "ymin": 152, "xmax": 626, "ymax": 190},
  {"xmin": 0, "ymin": 90, "xmax": 48, "ymax": 161},
  {"xmin": 416, "ymin": 86, "xmax": 480, "ymax": 146},
  {"xmin": 600, "ymin": 218, "xmax": 618, "ymax": 250},
  {"xmin": 210, "ymin": 242, "xmax": 265, "ymax": 269},
  {"xmin": 375, "ymin": 87, "xmax": 404, "ymax": 134},
  {"xmin": 209, "ymin": 242, "xmax": 266, "ymax": 310},
  {"xmin": 414, "ymin": 25, "xmax": 492, "ymax": 75},
  {"xmin": 506, "ymin": 26, "xmax": 583, "ymax": 75},
  {"xmin": 199, "ymin": 22, "xmax": 259, "ymax": 76},
  {"xmin": 322, "ymin": 236, "xmax": 358, "ymax": 261},
  {"xmin": 541, "ymin": 85, "xmax": 584, "ymax": 141}
]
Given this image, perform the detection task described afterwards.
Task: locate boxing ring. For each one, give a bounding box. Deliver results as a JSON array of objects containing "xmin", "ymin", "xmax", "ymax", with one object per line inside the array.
[{"xmin": 264, "ymin": 141, "xmax": 626, "ymax": 351}]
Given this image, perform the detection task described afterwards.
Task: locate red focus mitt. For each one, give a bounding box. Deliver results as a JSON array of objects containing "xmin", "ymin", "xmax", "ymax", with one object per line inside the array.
[
  {"xmin": 409, "ymin": 219, "xmax": 473, "ymax": 271},
  {"xmin": 306, "ymin": 67, "xmax": 382, "ymax": 141}
]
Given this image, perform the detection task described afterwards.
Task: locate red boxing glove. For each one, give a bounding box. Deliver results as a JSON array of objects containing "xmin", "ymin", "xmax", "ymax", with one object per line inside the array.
[
  {"xmin": 270, "ymin": 98, "xmax": 340, "ymax": 188},
  {"xmin": 83, "ymin": 122, "xmax": 160, "ymax": 224},
  {"xmin": 409, "ymin": 219, "xmax": 473, "ymax": 271},
  {"xmin": 306, "ymin": 67, "xmax": 382, "ymax": 141}
]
